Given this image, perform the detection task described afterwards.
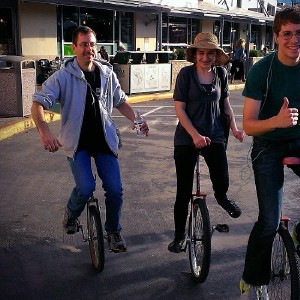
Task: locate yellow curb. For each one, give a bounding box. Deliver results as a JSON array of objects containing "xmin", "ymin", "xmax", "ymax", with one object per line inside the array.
[
  {"xmin": 127, "ymin": 92, "xmax": 173, "ymax": 103},
  {"xmin": 0, "ymin": 111, "xmax": 60, "ymax": 141},
  {"xmin": 127, "ymin": 84, "xmax": 243, "ymax": 103},
  {"xmin": 229, "ymin": 84, "xmax": 244, "ymax": 91}
]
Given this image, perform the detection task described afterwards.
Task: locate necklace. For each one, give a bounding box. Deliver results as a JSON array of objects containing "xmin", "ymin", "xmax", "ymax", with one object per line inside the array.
[{"xmin": 200, "ymin": 83, "xmax": 215, "ymax": 95}]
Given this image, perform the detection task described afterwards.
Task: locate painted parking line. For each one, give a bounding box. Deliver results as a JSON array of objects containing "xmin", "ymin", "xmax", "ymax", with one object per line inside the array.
[
  {"xmin": 114, "ymin": 105, "xmax": 243, "ymax": 118},
  {"xmin": 141, "ymin": 106, "xmax": 165, "ymax": 116}
]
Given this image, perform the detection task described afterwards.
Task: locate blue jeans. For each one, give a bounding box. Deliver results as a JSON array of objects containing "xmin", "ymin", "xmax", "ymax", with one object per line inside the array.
[
  {"xmin": 67, "ymin": 150, "xmax": 123, "ymax": 233},
  {"xmin": 242, "ymin": 138, "xmax": 300, "ymax": 286}
]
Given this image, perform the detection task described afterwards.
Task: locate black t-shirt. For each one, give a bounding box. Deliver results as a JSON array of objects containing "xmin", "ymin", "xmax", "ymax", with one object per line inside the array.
[
  {"xmin": 77, "ymin": 66, "xmax": 112, "ymax": 155},
  {"xmin": 173, "ymin": 65, "xmax": 228, "ymax": 146}
]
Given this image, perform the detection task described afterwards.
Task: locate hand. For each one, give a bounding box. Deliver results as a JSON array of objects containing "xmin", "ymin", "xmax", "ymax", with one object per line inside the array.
[
  {"xmin": 276, "ymin": 97, "xmax": 298, "ymax": 128},
  {"xmin": 233, "ymin": 129, "xmax": 245, "ymax": 142},
  {"xmin": 132, "ymin": 121, "xmax": 149, "ymax": 137},
  {"xmin": 193, "ymin": 134, "xmax": 211, "ymax": 148},
  {"xmin": 41, "ymin": 133, "xmax": 62, "ymax": 153}
]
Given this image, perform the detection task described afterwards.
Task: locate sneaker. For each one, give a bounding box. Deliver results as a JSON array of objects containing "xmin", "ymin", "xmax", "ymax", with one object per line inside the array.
[
  {"xmin": 292, "ymin": 222, "xmax": 300, "ymax": 246},
  {"xmin": 218, "ymin": 198, "xmax": 242, "ymax": 218},
  {"xmin": 107, "ymin": 232, "xmax": 126, "ymax": 253},
  {"xmin": 63, "ymin": 209, "xmax": 79, "ymax": 234},
  {"xmin": 168, "ymin": 235, "xmax": 185, "ymax": 253},
  {"xmin": 240, "ymin": 279, "xmax": 269, "ymax": 300}
]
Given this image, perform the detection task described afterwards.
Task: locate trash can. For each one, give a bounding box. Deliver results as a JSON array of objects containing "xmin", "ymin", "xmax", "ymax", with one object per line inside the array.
[{"xmin": 0, "ymin": 55, "xmax": 36, "ymax": 117}]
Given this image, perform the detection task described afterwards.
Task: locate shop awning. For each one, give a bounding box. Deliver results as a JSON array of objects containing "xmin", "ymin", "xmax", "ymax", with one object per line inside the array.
[
  {"xmin": 23, "ymin": 0, "xmax": 274, "ymax": 24},
  {"xmin": 22, "ymin": 0, "xmax": 171, "ymax": 13}
]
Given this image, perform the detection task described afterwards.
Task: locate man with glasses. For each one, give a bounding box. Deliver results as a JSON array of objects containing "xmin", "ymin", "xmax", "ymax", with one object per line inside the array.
[
  {"xmin": 240, "ymin": 6, "xmax": 300, "ymax": 299},
  {"xmin": 31, "ymin": 26, "xmax": 149, "ymax": 253}
]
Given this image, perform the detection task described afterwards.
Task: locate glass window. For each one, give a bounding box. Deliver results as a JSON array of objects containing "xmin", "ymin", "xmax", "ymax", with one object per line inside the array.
[
  {"xmin": 214, "ymin": 20, "xmax": 221, "ymax": 43},
  {"xmin": 162, "ymin": 15, "xmax": 198, "ymax": 46},
  {"xmin": 121, "ymin": 12, "xmax": 133, "ymax": 51},
  {"xmin": 189, "ymin": 18, "xmax": 199, "ymax": 44},
  {"xmin": 168, "ymin": 16, "xmax": 187, "ymax": 44},
  {"xmin": 223, "ymin": 21, "xmax": 239, "ymax": 47},
  {"xmin": 0, "ymin": 8, "xmax": 15, "ymax": 55},
  {"xmin": 63, "ymin": 6, "xmax": 79, "ymax": 42},
  {"xmin": 80, "ymin": 8, "xmax": 114, "ymax": 43}
]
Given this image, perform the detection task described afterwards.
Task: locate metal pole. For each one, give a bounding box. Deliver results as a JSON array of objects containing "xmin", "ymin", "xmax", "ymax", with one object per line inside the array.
[
  {"xmin": 157, "ymin": 12, "xmax": 162, "ymax": 50},
  {"xmin": 246, "ymin": 21, "xmax": 252, "ymax": 74}
]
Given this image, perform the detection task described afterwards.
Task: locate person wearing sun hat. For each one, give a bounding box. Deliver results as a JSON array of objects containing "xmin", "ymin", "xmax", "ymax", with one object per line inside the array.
[
  {"xmin": 186, "ymin": 32, "xmax": 230, "ymax": 65},
  {"xmin": 168, "ymin": 32, "xmax": 245, "ymax": 253}
]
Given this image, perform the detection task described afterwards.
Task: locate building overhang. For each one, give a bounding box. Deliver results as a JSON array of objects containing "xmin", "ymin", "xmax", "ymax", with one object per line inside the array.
[
  {"xmin": 21, "ymin": 0, "xmax": 274, "ymax": 24},
  {"xmin": 21, "ymin": 0, "xmax": 171, "ymax": 13}
]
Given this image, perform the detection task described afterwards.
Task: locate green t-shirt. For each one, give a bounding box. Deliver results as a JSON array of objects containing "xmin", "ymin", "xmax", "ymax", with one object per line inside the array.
[{"xmin": 243, "ymin": 52, "xmax": 300, "ymax": 142}]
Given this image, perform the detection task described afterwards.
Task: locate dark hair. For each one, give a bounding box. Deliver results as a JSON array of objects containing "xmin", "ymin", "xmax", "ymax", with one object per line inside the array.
[
  {"xmin": 273, "ymin": 6, "xmax": 300, "ymax": 35},
  {"xmin": 72, "ymin": 26, "xmax": 96, "ymax": 45}
]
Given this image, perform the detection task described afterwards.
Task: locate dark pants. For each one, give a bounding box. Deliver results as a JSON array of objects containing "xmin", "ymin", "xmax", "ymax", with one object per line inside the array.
[
  {"xmin": 173, "ymin": 143, "xmax": 229, "ymax": 236},
  {"xmin": 242, "ymin": 138, "xmax": 300, "ymax": 285},
  {"xmin": 231, "ymin": 60, "xmax": 245, "ymax": 80}
]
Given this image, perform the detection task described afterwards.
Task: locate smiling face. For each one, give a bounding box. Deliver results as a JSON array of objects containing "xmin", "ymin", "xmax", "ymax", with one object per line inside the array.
[
  {"xmin": 275, "ymin": 22, "xmax": 300, "ymax": 66},
  {"xmin": 194, "ymin": 48, "xmax": 217, "ymax": 70},
  {"xmin": 72, "ymin": 32, "xmax": 97, "ymax": 71}
]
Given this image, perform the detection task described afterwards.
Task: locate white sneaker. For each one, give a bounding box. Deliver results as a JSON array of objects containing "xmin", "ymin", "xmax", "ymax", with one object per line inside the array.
[{"xmin": 240, "ymin": 279, "xmax": 269, "ymax": 300}]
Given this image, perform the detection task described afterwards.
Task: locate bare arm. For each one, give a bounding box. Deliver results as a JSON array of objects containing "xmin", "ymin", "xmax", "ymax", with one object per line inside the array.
[
  {"xmin": 243, "ymin": 97, "xmax": 298, "ymax": 136},
  {"xmin": 174, "ymin": 101, "xmax": 211, "ymax": 148},
  {"xmin": 116, "ymin": 101, "xmax": 135, "ymax": 122},
  {"xmin": 31, "ymin": 101, "xmax": 62, "ymax": 152},
  {"xmin": 224, "ymin": 97, "xmax": 245, "ymax": 142}
]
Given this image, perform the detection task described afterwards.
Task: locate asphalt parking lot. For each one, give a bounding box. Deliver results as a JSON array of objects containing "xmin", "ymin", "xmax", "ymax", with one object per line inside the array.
[{"xmin": 1, "ymin": 90, "xmax": 299, "ymax": 300}]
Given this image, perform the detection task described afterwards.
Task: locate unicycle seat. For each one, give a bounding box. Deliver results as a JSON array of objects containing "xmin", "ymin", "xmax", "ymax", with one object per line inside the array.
[{"xmin": 282, "ymin": 157, "xmax": 300, "ymax": 166}]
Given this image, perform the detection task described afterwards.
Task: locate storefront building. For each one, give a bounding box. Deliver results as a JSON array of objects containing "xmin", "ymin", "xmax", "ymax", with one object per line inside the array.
[{"xmin": 1, "ymin": 0, "xmax": 276, "ymax": 60}]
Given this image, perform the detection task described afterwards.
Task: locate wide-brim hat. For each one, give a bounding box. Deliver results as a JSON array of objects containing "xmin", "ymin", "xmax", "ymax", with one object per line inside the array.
[{"xmin": 186, "ymin": 32, "xmax": 229, "ymax": 66}]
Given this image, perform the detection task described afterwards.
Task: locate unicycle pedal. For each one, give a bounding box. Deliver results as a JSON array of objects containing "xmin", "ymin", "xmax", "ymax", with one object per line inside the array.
[{"xmin": 215, "ymin": 224, "xmax": 229, "ymax": 233}]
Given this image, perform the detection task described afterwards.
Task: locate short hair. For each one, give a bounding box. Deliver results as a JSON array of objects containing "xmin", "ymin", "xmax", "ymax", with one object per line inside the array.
[
  {"xmin": 72, "ymin": 26, "xmax": 96, "ymax": 45},
  {"xmin": 273, "ymin": 6, "xmax": 300, "ymax": 35}
]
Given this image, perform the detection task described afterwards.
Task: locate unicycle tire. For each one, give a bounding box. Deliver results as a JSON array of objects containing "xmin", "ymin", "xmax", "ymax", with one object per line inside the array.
[
  {"xmin": 188, "ymin": 197, "xmax": 211, "ymax": 283},
  {"xmin": 269, "ymin": 222, "xmax": 300, "ymax": 300},
  {"xmin": 87, "ymin": 205, "xmax": 105, "ymax": 273}
]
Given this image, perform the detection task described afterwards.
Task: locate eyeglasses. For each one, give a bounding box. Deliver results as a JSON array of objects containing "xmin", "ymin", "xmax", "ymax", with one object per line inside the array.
[
  {"xmin": 78, "ymin": 42, "xmax": 97, "ymax": 48},
  {"xmin": 279, "ymin": 31, "xmax": 300, "ymax": 40}
]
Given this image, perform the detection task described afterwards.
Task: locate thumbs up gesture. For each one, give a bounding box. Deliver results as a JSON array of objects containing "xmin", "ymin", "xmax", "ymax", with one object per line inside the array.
[{"xmin": 276, "ymin": 97, "xmax": 298, "ymax": 128}]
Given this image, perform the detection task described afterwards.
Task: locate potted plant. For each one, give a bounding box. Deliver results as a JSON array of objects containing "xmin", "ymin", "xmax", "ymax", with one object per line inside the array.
[{"xmin": 175, "ymin": 48, "xmax": 187, "ymax": 60}]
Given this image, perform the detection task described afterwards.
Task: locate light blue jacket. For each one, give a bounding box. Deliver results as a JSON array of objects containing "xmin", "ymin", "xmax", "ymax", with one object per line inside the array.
[{"xmin": 33, "ymin": 57, "xmax": 127, "ymax": 158}]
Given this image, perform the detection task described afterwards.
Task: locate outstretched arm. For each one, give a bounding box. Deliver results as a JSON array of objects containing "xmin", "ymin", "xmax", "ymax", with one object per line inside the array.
[{"xmin": 31, "ymin": 101, "xmax": 62, "ymax": 152}]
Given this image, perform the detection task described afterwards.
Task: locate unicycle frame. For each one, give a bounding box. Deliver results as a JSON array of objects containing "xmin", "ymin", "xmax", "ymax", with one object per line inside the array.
[{"xmin": 78, "ymin": 194, "xmax": 105, "ymax": 273}]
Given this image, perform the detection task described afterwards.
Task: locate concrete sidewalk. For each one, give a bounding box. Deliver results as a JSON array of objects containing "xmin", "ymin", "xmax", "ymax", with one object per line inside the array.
[{"xmin": 0, "ymin": 83, "xmax": 244, "ymax": 141}]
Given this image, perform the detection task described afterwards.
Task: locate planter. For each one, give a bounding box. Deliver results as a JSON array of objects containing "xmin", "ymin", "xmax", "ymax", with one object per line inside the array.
[
  {"xmin": 158, "ymin": 52, "xmax": 169, "ymax": 63},
  {"xmin": 145, "ymin": 52, "xmax": 157, "ymax": 64},
  {"xmin": 130, "ymin": 52, "xmax": 144, "ymax": 64},
  {"xmin": 248, "ymin": 56, "xmax": 262, "ymax": 69},
  {"xmin": 117, "ymin": 52, "xmax": 130, "ymax": 64}
]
